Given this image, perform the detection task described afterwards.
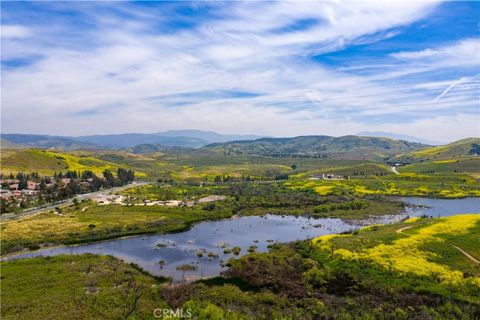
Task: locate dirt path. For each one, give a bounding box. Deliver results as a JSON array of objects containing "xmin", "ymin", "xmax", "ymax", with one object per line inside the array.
[
  {"xmin": 452, "ymin": 245, "xmax": 480, "ymax": 264},
  {"xmin": 396, "ymin": 225, "xmax": 413, "ymax": 233},
  {"xmin": 390, "ymin": 166, "xmax": 399, "ymax": 175}
]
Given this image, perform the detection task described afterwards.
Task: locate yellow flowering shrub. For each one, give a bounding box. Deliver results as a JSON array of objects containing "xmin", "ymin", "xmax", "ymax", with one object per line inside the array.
[
  {"xmin": 404, "ymin": 217, "xmax": 420, "ymax": 223},
  {"xmin": 314, "ymin": 186, "xmax": 334, "ymax": 195}
]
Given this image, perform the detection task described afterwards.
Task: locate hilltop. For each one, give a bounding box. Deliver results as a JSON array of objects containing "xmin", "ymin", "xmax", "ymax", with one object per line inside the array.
[{"xmin": 357, "ymin": 131, "xmax": 442, "ymax": 145}]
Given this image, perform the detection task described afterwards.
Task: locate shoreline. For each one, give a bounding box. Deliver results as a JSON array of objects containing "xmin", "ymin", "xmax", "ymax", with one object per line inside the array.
[{"xmin": 2, "ymin": 195, "xmax": 479, "ymax": 259}]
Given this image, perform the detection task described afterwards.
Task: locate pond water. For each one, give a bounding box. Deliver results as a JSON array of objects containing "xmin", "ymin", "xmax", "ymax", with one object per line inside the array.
[
  {"xmin": 6, "ymin": 197, "xmax": 479, "ymax": 281},
  {"xmin": 400, "ymin": 197, "xmax": 480, "ymax": 217}
]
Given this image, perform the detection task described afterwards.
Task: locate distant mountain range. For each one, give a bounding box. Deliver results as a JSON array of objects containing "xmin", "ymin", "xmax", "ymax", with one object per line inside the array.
[
  {"xmin": 0, "ymin": 130, "xmax": 265, "ymax": 150},
  {"xmin": 357, "ymin": 131, "xmax": 442, "ymax": 145},
  {"xmin": 154, "ymin": 130, "xmax": 264, "ymax": 143},
  {"xmin": 2, "ymin": 131, "xmax": 477, "ymax": 163}
]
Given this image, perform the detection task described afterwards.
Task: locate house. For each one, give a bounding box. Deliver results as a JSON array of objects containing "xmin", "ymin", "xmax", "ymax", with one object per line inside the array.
[
  {"xmin": 322, "ymin": 173, "xmax": 345, "ymax": 180},
  {"xmin": 9, "ymin": 183, "xmax": 19, "ymax": 190},
  {"xmin": 309, "ymin": 173, "xmax": 346, "ymax": 180},
  {"xmin": 27, "ymin": 181, "xmax": 38, "ymax": 190},
  {"xmin": 61, "ymin": 178, "xmax": 71, "ymax": 185}
]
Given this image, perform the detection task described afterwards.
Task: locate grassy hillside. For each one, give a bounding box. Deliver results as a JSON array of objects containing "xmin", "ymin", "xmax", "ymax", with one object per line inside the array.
[
  {"xmin": 204, "ymin": 135, "xmax": 426, "ymax": 160},
  {"xmin": 313, "ymin": 215, "xmax": 480, "ymax": 285},
  {"xmin": 0, "ymin": 149, "xmax": 146, "ymax": 176},
  {"xmin": 394, "ymin": 137, "xmax": 480, "ymax": 162},
  {"xmin": 287, "ymin": 172, "xmax": 480, "ymax": 198},
  {"xmin": 1, "ymin": 254, "xmax": 166, "ymax": 320},
  {"xmin": 0, "ymin": 134, "xmax": 98, "ymax": 150},
  {"xmin": 299, "ymin": 162, "xmax": 394, "ymax": 177},
  {"xmin": 400, "ymin": 157, "xmax": 480, "ymax": 174}
]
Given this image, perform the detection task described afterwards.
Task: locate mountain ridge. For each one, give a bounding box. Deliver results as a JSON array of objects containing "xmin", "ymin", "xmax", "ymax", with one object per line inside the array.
[
  {"xmin": 202, "ymin": 135, "xmax": 428, "ymax": 160},
  {"xmin": 357, "ymin": 131, "xmax": 442, "ymax": 145},
  {"xmin": 0, "ymin": 130, "xmax": 266, "ymax": 150}
]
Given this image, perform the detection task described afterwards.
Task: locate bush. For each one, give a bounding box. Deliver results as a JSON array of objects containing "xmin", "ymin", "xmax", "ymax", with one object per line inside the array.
[{"xmin": 314, "ymin": 200, "xmax": 369, "ymax": 213}]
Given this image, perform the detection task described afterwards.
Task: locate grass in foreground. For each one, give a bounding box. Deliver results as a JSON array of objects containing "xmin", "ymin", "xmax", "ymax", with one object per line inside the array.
[{"xmin": 1, "ymin": 254, "xmax": 166, "ymax": 320}]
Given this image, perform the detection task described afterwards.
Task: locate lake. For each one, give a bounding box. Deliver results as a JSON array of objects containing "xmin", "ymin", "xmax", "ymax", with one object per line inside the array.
[{"xmin": 6, "ymin": 197, "xmax": 479, "ymax": 281}]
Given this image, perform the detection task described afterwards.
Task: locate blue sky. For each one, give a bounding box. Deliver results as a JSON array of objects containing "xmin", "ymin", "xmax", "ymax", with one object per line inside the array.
[{"xmin": 1, "ymin": 1, "xmax": 479, "ymax": 142}]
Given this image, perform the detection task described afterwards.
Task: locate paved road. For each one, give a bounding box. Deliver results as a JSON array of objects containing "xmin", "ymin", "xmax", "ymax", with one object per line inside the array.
[{"xmin": 0, "ymin": 181, "xmax": 150, "ymax": 221}]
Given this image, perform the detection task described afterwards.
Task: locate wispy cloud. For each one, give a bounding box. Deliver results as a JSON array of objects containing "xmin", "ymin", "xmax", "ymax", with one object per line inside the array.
[
  {"xmin": 1, "ymin": 1, "xmax": 478, "ymax": 142},
  {"xmin": 1, "ymin": 25, "xmax": 31, "ymax": 38},
  {"xmin": 391, "ymin": 38, "xmax": 480, "ymax": 67}
]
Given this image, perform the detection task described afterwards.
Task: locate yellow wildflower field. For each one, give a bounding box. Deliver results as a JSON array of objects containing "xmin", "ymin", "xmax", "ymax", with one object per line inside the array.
[{"xmin": 313, "ymin": 214, "xmax": 480, "ymax": 286}]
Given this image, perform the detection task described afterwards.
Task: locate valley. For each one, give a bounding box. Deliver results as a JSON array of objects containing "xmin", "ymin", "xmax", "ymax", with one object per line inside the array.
[{"xmin": 1, "ymin": 134, "xmax": 479, "ymax": 319}]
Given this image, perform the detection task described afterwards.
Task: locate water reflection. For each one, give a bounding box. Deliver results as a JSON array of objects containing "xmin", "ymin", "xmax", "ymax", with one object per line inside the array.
[{"xmin": 7, "ymin": 197, "xmax": 479, "ymax": 281}]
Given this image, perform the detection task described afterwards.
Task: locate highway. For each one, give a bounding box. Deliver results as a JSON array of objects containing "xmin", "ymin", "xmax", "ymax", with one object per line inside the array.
[{"xmin": 0, "ymin": 181, "xmax": 150, "ymax": 221}]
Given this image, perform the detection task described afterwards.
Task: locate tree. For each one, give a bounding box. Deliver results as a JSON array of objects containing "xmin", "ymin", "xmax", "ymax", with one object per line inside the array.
[
  {"xmin": 117, "ymin": 168, "xmax": 134, "ymax": 185},
  {"xmin": 18, "ymin": 175, "xmax": 28, "ymax": 190},
  {"xmin": 81, "ymin": 170, "xmax": 95, "ymax": 180},
  {"xmin": 92, "ymin": 176, "xmax": 103, "ymax": 190},
  {"xmin": 102, "ymin": 169, "xmax": 116, "ymax": 188}
]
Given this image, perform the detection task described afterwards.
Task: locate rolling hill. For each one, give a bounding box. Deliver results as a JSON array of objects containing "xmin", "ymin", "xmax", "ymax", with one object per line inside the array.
[
  {"xmin": 357, "ymin": 131, "xmax": 442, "ymax": 145},
  {"xmin": 393, "ymin": 137, "xmax": 480, "ymax": 162},
  {"xmin": 0, "ymin": 134, "xmax": 98, "ymax": 150},
  {"xmin": 204, "ymin": 135, "xmax": 426, "ymax": 160},
  {"xmin": 0, "ymin": 149, "xmax": 145, "ymax": 176}
]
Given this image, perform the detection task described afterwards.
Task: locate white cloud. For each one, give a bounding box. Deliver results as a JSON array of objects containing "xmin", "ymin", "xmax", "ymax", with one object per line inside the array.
[
  {"xmin": 1, "ymin": 25, "xmax": 31, "ymax": 38},
  {"xmin": 391, "ymin": 38, "xmax": 480, "ymax": 67},
  {"xmin": 1, "ymin": 1, "xmax": 478, "ymax": 143}
]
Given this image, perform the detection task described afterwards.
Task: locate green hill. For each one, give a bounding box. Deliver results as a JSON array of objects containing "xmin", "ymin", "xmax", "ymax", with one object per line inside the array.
[
  {"xmin": 204, "ymin": 135, "xmax": 426, "ymax": 160},
  {"xmin": 0, "ymin": 149, "xmax": 144, "ymax": 176},
  {"xmin": 399, "ymin": 157, "xmax": 480, "ymax": 175},
  {"xmin": 394, "ymin": 138, "xmax": 480, "ymax": 162}
]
